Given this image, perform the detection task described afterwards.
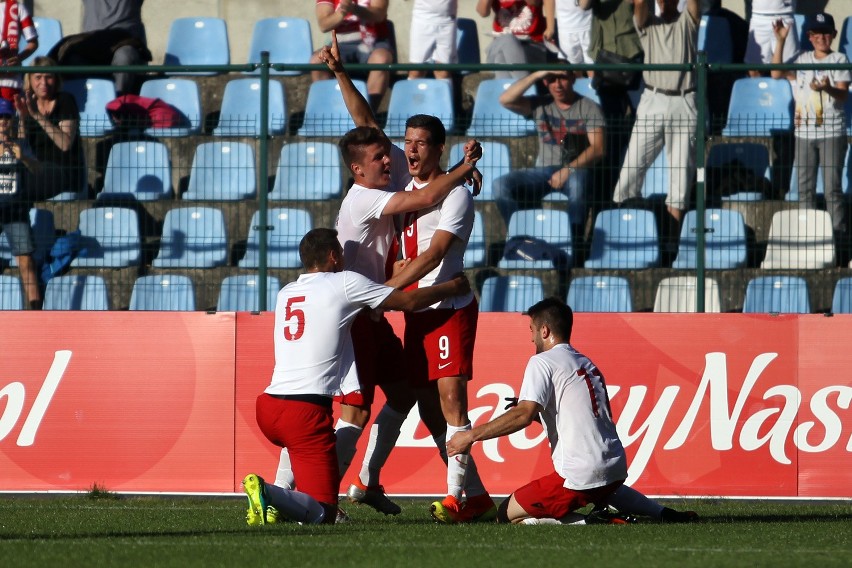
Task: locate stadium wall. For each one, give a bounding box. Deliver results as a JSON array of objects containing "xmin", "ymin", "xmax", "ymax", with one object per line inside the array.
[{"xmin": 1, "ymin": 311, "xmax": 849, "ymax": 498}]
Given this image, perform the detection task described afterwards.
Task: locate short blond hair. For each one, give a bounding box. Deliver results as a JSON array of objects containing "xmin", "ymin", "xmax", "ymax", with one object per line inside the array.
[{"xmin": 24, "ymin": 56, "xmax": 62, "ymax": 93}]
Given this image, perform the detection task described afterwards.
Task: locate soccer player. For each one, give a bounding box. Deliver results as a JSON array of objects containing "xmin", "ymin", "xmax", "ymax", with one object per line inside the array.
[{"xmin": 243, "ymin": 228, "xmax": 471, "ymax": 526}]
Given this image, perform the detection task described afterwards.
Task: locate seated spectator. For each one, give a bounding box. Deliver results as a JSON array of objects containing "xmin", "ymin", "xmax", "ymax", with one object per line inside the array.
[
  {"xmin": 79, "ymin": 0, "xmax": 149, "ymax": 95},
  {"xmin": 494, "ymin": 69, "xmax": 605, "ymax": 228},
  {"xmin": 745, "ymin": 0, "xmax": 798, "ymax": 77},
  {"xmin": 408, "ymin": 0, "xmax": 457, "ymax": 82},
  {"xmin": 310, "ymin": 0, "xmax": 394, "ymax": 112},
  {"xmin": 0, "ymin": 0, "xmax": 38, "ymax": 101},
  {"xmin": 544, "ymin": 0, "xmax": 593, "ymax": 71},
  {"xmin": 477, "ymin": 0, "xmax": 550, "ymax": 81},
  {"xmin": 17, "ymin": 57, "xmax": 85, "ymax": 201}
]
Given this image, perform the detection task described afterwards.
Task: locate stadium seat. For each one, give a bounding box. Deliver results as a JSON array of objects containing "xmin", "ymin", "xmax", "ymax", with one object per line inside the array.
[
  {"xmin": 498, "ymin": 209, "xmax": 573, "ymax": 269},
  {"xmin": 138, "ymin": 78, "xmax": 202, "ymax": 136},
  {"xmin": 707, "ymin": 142, "xmax": 770, "ymax": 201},
  {"xmin": 794, "ymin": 14, "xmax": 813, "ymax": 52},
  {"xmin": 567, "ymin": 276, "xmax": 633, "ymax": 313},
  {"xmin": 479, "ymin": 275, "xmax": 544, "ymax": 313},
  {"xmin": 183, "ymin": 141, "xmax": 256, "ymax": 201},
  {"xmin": 653, "ymin": 276, "xmax": 722, "ymax": 313},
  {"xmin": 456, "ymin": 17, "xmax": 480, "ymax": 72},
  {"xmin": 672, "ymin": 209, "xmax": 748, "ymax": 269},
  {"xmin": 0, "ymin": 207, "xmax": 55, "ymax": 267},
  {"xmin": 841, "ymin": 17, "xmax": 852, "ymax": 60},
  {"xmin": 213, "ymin": 78, "xmax": 287, "ymax": 136},
  {"xmin": 164, "ymin": 17, "xmax": 229, "ymax": 74},
  {"xmin": 239, "ymin": 208, "xmax": 312, "ymax": 269},
  {"xmin": 71, "ymin": 207, "xmax": 141, "ymax": 268},
  {"xmin": 743, "ymin": 275, "xmax": 810, "ymax": 314},
  {"xmin": 0, "ymin": 275, "xmax": 24, "ymax": 310},
  {"xmin": 761, "ymin": 209, "xmax": 835, "ymax": 269},
  {"xmin": 698, "ymin": 15, "xmax": 733, "ymax": 63},
  {"xmin": 721, "ymin": 78, "xmax": 794, "ymax": 137},
  {"xmin": 24, "ymin": 17, "xmax": 62, "ymax": 65},
  {"xmin": 466, "ymin": 79, "xmax": 537, "ymax": 137},
  {"xmin": 269, "ymin": 142, "xmax": 343, "ymax": 200},
  {"xmin": 464, "ymin": 211, "xmax": 486, "ymax": 268},
  {"xmin": 573, "ymin": 77, "xmax": 601, "ymax": 105},
  {"xmin": 64, "ymin": 78, "xmax": 115, "ymax": 137},
  {"xmin": 297, "ymin": 79, "xmax": 369, "ymax": 137},
  {"xmin": 152, "ymin": 207, "xmax": 229, "ymax": 268},
  {"xmin": 43, "ymin": 275, "xmax": 110, "ymax": 311},
  {"xmin": 585, "ymin": 208, "xmax": 660, "ymax": 269},
  {"xmin": 130, "ymin": 275, "xmax": 196, "ymax": 311},
  {"xmin": 448, "ymin": 140, "xmax": 510, "ymax": 200},
  {"xmin": 47, "ymin": 145, "xmax": 88, "ymax": 201},
  {"xmin": 99, "ymin": 141, "xmax": 172, "ymax": 201},
  {"xmin": 247, "ymin": 17, "xmax": 313, "ymax": 75},
  {"xmin": 641, "ymin": 151, "xmax": 669, "ymax": 201},
  {"xmin": 217, "ymin": 274, "xmax": 281, "ymax": 312},
  {"xmin": 384, "ymin": 79, "xmax": 455, "ymax": 137},
  {"xmin": 831, "ymin": 277, "xmax": 852, "ymax": 314}
]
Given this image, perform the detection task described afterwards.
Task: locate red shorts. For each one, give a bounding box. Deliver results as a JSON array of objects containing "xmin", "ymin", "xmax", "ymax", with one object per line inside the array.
[
  {"xmin": 338, "ymin": 310, "xmax": 405, "ymax": 406},
  {"xmin": 255, "ymin": 393, "xmax": 338, "ymax": 505},
  {"xmin": 403, "ymin": 298, "xmax": 478, "ymax": 386},
  {"xmin": 513, "ymin": 471, "xmax": 625, "ymax": 520}
]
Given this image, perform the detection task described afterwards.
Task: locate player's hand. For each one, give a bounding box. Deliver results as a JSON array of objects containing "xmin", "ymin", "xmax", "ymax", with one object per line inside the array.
[
  {"xmin": 466, "ymin": 167, "xmax": 483, "ymax": 197},
  {"xmin": 463, "ymin": 138, "xmax": 482, "ymax": 165},
  {"xmin": 390, "ymin": 258, "xmax": 411, "ymax": 278},
  {"xmin": 446, "ymin": 430, "xmax": 474, "ymax": 457},
  {"xmin": 319, "ymin": 31, "xmax": 344, "ymax": 73},
  {"xmin": 449, "ymin": 272, "xmax": 471, "ymax": 296}
]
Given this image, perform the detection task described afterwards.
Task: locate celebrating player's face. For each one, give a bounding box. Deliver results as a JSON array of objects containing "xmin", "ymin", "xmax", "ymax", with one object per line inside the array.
[
  {"xmin": 404, "ymin": 127, "xmax": 443, "ymax": 181},
  {"xmin": 352, "ymin": 142, "xmax": 392, "ymax": 188},
  {"xmin": 529, "ymin": 320, "xmax": 546, "ymax": 354}
]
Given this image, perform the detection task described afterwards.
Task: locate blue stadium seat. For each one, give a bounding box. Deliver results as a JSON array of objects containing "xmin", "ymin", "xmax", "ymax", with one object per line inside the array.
[
  {"xmin": 0, "ymin": 207, "xmax": 55, "ymax": 267},
  {"xmin": 0, "ymin": 275, "xmax": 24, "ymax": 310},
  {"xmin": 464, "ymin": 211, "xmax": 486, "ymax": 268},
  {"xmin": 841, "ymin": 17, "xmax": 852, "ymax": 60},
  {"xmin": 152, "ymin": 207, "xmax": 229, "ymax": 268},
  {"xmin": 672, "ymin": 209, "xmax": 748, "ymax": 269},
  {"xmin": 384, "ymin": 79, "xmax": 455, "ymax": 137},
  {"xmin": 130, "ymin": 275, "xmax": 196, "ymax": 311},
  {"xmin": 498, "ymin": 209, "xmax": 573, "ymax": 269},
  {"xmin": 448, "ymin": 140, "xmax": 510, "ymax": 201},
  {"xmin": 217, "ymin": 274, "xmax": 281, "ymax": 312},
  {"xmin": 761, "ymin": 209, "xmax": 835, "ymax": 270},
  {"xmin": 44, "ymin": 275, "xmax": 109, "ymax": 311},
  {"xmin": 297, "ymin": 79, "xmax": 369, "ymax": 137},
  {"xmin": 72, "ymin": 207, "xmax": 141, "ymax": 268},
  {"xmin": 64, "ymin": 78, "xmax": 115, "ymax": 137},
  {"xmin": 479, "ymin": 275, "xmax": 544, "ymax": 312},
  {"xmin": 708, "ymin": 142, "xmax": 771, "ymax": 201},
  {"xmin": 794, "ymin": 14, "xmax": 813, "ymax": 52},
  {"xmin": 466, "ymin": 79, "xmax": 537, "ymax": 137},
  {"xmin": 213, "ymin": 78, "xmax": 287, "ymax": 136},
  {"xmin": 183, "ymin": 142, "xmax": 256, "ymax": 201},
  {"xmin": 269, "ymin": 142, "xmax": 343, "ymax": 200},
  {"xmin": 247, "ymin": 17, "xmax": 313, "ymax": 76},
  {"xmin": 743, "ymin": 275, "xmax": 810, "ymax": 314},
  {"xmin": 456, "ymin": 17, "xmax": 480, "ymax": 72},
  {"xmin": 653, "ymin": 276, "xmax": 722, "ymax": 313},
  {"xmin": 831, "ymin": 277, "xmax": 852, "ymax": 314},
  {"xmin": 641, "ymin": 151, "xmax": 669, "ymax": 201},
  {"xmin": 164, "ymin": 17, "xmax": 229, "ymax": 74},
  {"xmin": 138, "ymin": 78, "xmax": 202, "ymax": 136},
  {"xmin": 239, "ymin": 208, "xmax": 312, "ymax": 269},
  {"xmin": 99, "ymin": 141, "xmax": 172, "ymax": 201},
  {"xmin": 24, "ymin": 17, "xmax": 62, "ymax": 65},
  {"xmin": 698, "ymin": 15, "xmax": 733, "ymax": 63},
  {"xmin": 573, "ymin": 77, "xmax": 601, "ymax": 106},
  {"xmin": 721, "ymin": 78, "xmax": 794, "ymax": 137},
  {"xmin": 585, "ymin": 208, "xmax": 660, "ymax": 269},
  {"xmin": 567, "ymin": 276, "xmax": 633, "ymax": 313}
]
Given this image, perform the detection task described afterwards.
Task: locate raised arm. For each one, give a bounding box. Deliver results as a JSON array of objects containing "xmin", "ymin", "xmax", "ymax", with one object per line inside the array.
[
  {"xmin": 318, "ymin": 30, "xmax": 380, "ymax": 128},
  {"xmin": 499, "ymin": 70, "xmax": 549, "ymax": 116},
  {"xmin": 633, "ymin": 0, "xmax": 651, "ymax": 31},
  {"xmin": 379, "ymin": 272, "xmax": 470, "ymax": 312},
  {"xmin": 385, "ymin": 230, "xmax": 459, "ymax": 290},
  {"xmin": 382, "ymin": 158, "xmax": 479, "ymax": 215},
  {"xmin": 686, "ymin": 0, "xmax": 700, "ymax": 25},
  {"xmin": 476, "ymin": 0, "xmax": 492, "ymax": 18},
  {"xmin": 770, "ymin": 19, "xmax": 794, "ymax": 80}
]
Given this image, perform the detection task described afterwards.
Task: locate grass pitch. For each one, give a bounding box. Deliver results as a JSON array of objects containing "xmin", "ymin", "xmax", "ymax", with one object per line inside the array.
[{"xmin": 0, "ymin": 495, "xmax": 849, "ymax": 567}]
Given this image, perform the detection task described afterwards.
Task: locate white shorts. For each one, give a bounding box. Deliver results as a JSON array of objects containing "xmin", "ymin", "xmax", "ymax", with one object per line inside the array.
[
  {"xmin": 744, "ymin": 13, "xmax": 799, "ymax": 65},
  {"xmin": 409, "ymin": 20, "xmax": 458, "ymax": 64},
  {"xmin": 556, "ymin": 28, "xmax": 592, "ymax": 64}
]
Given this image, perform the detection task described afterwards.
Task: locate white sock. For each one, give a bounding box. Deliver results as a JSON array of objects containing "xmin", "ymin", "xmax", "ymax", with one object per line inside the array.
[
  {"xmin": 264, "ymin": 483, "xmax": 326, "ymax": 524},
  {"xmin": 335, "ymin": 419, "xmax": 364, "ymax": 479},
  {"xmin": 274, "ymin": 448, "xmax": 295, "ymax": 489},
  {"xmin": 521, "ymin": 517, "xmax": 562, "ymax": 525},
  {"xmin": 433, "ymin": 432, "xmax": 449, "ymax": 464},
  {"xmin": 445, "ymin": 423, "xmax": 471, "ymax": 499},
  {"xmin": 522, "ymin": 513, "xmax": 587, "ymax": 525},
  {"xmin": 606, "ymin": 485, "xmax": 664, "ymax": 519},
  {"xmin": 358, "ymin": 405, "xmax": 407, "ymax": 487}
]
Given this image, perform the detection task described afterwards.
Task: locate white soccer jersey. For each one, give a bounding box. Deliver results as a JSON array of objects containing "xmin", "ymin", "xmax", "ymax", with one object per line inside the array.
[
  {"xmin": 267, "ymin": 271, "xmax": 394, "ymax": 396},
  {"xmin": 518, "ymin": 343, "xmax": 628, "ymax": 490},
  {"xmin": 400, "ymin": 180, "xmax": 474, "ymax": 310},
  {"xmin": 336, "ymin": 144, "xmax": 411, "ymax": 282}
]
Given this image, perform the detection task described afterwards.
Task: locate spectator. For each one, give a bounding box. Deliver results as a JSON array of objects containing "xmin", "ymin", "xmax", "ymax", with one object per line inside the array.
[
  {"xmin": 477, "ymin": 0, "xmax": 550, "ymax": 81},
  {"xmin": 745, "ymin": 0, "xmax": 798, "ymax": 77},
  {"xmin": 0, "ymin": 0, "xmax": 38, "ymax": 101},
  {"xmin": 408, "ymin": 0, "xmax": 457, "ymax": 82},
  {"xmin": 494, "ymin": 69, "xmax": 605, "ymax": 229},
  {"xmin": 544, "ymin": 0, "xmax": 593, "ymax": 70},
  {"xmin": 81, "ymin": 0, "xmax": 148, "ymax": 94},
  {"xmin": 310, "ymin": 0, "xmax": 394, "ymax": 113},
  {"xmin": 17, "ymin": 57, "xmax": 85, "ymax": 201},
  {"xmin": 771, "ymin": 13, "xmax": 850, "ymax": 258},
  {"xmin": 0, "ymin": 96, "xmax": 41, "ymax": 310},
  {"xmin": 611, "ymin": 0, "xmax": 700, "ymax": 231}
]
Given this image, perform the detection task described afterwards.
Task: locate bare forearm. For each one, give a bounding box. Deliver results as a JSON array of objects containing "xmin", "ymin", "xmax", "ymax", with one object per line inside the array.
[
  {"xmin": 469, "ymin": 407, "xmax": 535, "ymax": 444},
  {"xmin": 499, "ymin": 72, "xmax": 543, "ymax": 114},
  {"xmin": 334, "ymin": 69, "xmax": 378, "ymax": 128},
  {"xmin": 385, "ymin": 251, "xmax": 442, "ymax": 290},
  {"xmin": 633, "ymin": 0, "xmax": 650, "ymax": 29}
]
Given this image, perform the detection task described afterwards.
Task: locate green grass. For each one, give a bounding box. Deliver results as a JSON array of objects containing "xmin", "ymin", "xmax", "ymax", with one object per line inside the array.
[{"xmin": 0, "ymin": 496, "xmax": 849, "ymax": 567}]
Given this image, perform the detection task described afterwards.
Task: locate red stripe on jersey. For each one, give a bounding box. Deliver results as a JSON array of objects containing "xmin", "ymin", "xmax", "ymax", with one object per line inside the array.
[{"xmin": 402, "ymin": 210, "xmax": 419, "ymax": 291}]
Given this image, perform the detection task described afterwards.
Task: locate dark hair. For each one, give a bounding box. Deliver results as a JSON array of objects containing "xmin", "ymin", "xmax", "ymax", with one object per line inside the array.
[
  {"xmin": 299, "ymin": 228, "xmax": 340, "ymax": 269},
  {"xmin": 404, "ymin": 114, "xmax": 446, "ymax": 146},
  {"xmin": 527, "ymin": 297, "xmax": 574, "ymax": 342},
  {"xmin": 338, "ymin": 126, "xmax": 389, "ymax": 169}
]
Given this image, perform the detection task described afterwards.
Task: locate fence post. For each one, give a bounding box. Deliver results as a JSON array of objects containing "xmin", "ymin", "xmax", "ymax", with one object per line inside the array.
[
  {"xmin": 695, "ymin": 51, "xmax": 707, "ymax": 312},
  {"xmin": 258, "ymin": 51, "xmax": 270, "ymax": 311}
]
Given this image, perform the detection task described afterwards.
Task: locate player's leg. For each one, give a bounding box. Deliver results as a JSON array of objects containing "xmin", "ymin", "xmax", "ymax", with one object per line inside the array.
[{"xmin": 604, "ymin": 485, "xmax": 697, "ymax": 523}]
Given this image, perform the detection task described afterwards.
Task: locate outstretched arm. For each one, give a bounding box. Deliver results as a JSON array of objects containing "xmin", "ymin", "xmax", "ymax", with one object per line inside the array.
[
  {"xmin": 770, "ymin": 19, "xmax": 794, "ymax": 80},
  {"xmin": 318, "ymin": 31, "xmax": 380, "ymax": 128},
  {"xmin": 380, "ymin": 273, "xmax": 470, "ymax": 312},
  {"xmin": 446, "ymin": 401, "xmax": 541, "ymax": 456}
]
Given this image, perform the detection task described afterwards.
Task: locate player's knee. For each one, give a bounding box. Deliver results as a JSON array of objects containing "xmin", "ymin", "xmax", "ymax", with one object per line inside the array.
[{"xmin": 496, "ymin": 495, "xmax": 512, "ymax": 524}]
